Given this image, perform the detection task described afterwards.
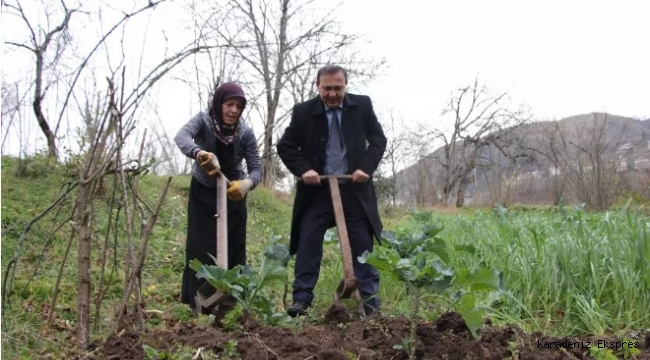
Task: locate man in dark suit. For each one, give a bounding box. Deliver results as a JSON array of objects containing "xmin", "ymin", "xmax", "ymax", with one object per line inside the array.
[{"xmin": 276, "ymin": 65, "xmax": 387, "ymax": 317}]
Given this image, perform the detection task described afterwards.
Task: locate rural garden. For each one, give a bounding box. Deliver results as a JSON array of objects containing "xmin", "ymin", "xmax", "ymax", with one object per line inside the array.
[
  {"xmin": 2, "ymin": 155, "xmax": 649, "ymax": 359},
  {"xmin": 2, "ymin": 0, "xmax": 649, "ymax": 359}
]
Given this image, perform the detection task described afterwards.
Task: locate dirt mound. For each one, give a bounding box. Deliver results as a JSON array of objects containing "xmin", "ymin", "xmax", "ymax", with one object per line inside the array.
[
  {"xmin": 324, "ymin": 303, "xmax": 352, "ymax": 324},
  {"xmin": 99, "ymin": 330, "xmax": 145, "ymax": 360},
  {"xmin": 94, "ymin": 312, "xmax": 650, "ymax": 360},
  {"xmin": 432, "ymin": 311, "xmax": 469, "ymax": 334}
]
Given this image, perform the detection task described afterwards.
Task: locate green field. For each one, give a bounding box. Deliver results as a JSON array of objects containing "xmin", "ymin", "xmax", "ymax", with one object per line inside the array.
[{"xmin": 1, "ymin": 155, "xmax": 648, "ymax": 359}]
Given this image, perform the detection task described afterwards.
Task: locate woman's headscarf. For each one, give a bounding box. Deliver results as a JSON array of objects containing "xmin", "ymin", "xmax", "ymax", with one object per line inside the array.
[{"xmin": 208, "ymin": 82, "xmax": 247, "ymax": 145}]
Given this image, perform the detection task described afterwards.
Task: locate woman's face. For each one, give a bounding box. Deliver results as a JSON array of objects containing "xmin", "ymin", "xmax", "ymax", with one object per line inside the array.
[{"xmin": 222, "ymin": 98, "xmax": 243, "ymax": 125}]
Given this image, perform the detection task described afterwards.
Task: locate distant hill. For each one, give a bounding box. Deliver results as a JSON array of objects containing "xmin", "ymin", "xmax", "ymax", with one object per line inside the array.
[
  {"xmin": 393, "ymin": 112, "xmax": 650, "ymax": 206},
  {"xmin": 642, "ymin": 118, "xmax": 650, "ymax": 129}
]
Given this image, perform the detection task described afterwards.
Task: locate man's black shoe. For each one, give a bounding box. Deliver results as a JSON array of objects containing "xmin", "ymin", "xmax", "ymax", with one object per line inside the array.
[
  {"xmin": 287, "ymin": 301, "xmax": 309, "ymax": 317},
  {"xmin": 363, "ymin": 303, "xmax": 378, "ymax": 317}
]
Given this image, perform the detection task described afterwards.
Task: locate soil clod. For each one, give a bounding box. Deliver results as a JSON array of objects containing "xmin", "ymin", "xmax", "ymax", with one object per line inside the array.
[{"xmin": 93, "ymin": 311, "xmax": 650, "ymax": 360}]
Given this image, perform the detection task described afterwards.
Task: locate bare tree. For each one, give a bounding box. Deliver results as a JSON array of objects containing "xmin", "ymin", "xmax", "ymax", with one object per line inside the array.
[
  {"xmin": 3, "ymin": 0, "xmax": 78, "ymax": 159},
  {"xmin": 2, "ymin": 0, "xmax": 216, "ymax": 348},
  {"xmin": 86, "ymin": 40, "xmax": 213, "ymax": 344},
  {"xmin": 211, "ymin": 0, "xmax": 383, "ymax": 187},
  {"xmin": 478, "ymin": 146, "xmax": 523, "ymax": 207},
  {"xmin": 142, "ymin": 1, "xmax": 250, "ymax": 176},
  {"xmin": 397, "ymin": 139, "xmax": 440, "ymax": 207},
  {"xmin": 67, "ymin": 44, "xmax": 207, "ymax": 343},
  {"xmin": 380, "ymin": 110, "xmax": 412, "ymax": 205},
  {"xmin": 3, "ymin": 0, "xmax": 187, "ymax": 163},
  {"xmin": 61, "ymin": 68, "xmax": 176, "ymax": 346},
  {"xmin": 426, "ymin": 77, "xmax": 529, "ymax": 207},
  {"xmin": 180, "ymin": 0, "xmax": 248, "ymax": 109},
  {"xmin": 533, "ymin": 113, "xmax": 647, "ymax": 210},
  {"xmin": 1, "ymin": 79, "xmax": 33, "ymax": 154}
]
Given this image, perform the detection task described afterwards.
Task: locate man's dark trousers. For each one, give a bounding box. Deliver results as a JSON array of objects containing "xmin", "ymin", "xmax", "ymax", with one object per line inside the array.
[{"xmin": 292, "ymin": 183, "xmax": 380, "ymax": 310}]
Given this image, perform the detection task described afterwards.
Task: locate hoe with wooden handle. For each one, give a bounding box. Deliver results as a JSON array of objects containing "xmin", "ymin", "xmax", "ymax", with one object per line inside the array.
[
  {"xmin": 194, "ymin": 171, "xmax": 231, "ymax": 315},
  {"xmin": 298, "ymin": 174, "xmax": 366, "ymax": 317}
]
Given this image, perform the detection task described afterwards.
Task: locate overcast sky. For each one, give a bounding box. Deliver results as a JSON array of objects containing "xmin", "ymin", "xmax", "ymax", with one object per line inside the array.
[
  {"xmin": 2, "ymin": 0, "xmax": 649, "ymax": 158},
  {"xmin": 337, "ymin": 0, "xmax": 650, "ymax": 124}
]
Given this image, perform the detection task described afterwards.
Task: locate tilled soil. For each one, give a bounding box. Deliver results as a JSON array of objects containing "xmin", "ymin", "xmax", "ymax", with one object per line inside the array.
[{"xmin": 94, "ymin": 306, "xmax": 650, "ymax": 360}]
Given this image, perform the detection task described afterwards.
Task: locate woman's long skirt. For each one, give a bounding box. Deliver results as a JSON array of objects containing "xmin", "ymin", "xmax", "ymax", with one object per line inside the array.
[{"xmin": 180, "ymin": 176, "xmax": 248, "ymax": 309}]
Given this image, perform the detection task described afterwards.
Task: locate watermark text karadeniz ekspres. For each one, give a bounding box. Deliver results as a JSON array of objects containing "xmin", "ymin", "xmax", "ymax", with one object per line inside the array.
[{"xmin": 538, "ymin": 340, "xmax": 640, "ymax": 350}]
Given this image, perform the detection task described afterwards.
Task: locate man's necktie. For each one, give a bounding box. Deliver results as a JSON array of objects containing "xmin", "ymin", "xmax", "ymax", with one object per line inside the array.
[{"xmin": 327, "ymin": 110, "xmax": 343, "ymax": 172}]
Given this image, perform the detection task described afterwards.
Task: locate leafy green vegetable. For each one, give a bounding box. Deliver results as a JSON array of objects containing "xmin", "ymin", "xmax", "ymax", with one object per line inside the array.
[
  {"xmin": 189, "ymin": 243, "xmax": 292, "ymax": 326},
  {"xmin": 360, "ymin": 222, "xmax": 504, "ymax": 342}
]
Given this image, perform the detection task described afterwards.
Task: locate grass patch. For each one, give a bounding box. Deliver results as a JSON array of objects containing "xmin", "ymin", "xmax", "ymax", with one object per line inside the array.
[{"xmin": 2, "ymin": 155, "xmax": 648, "ymax": 358}]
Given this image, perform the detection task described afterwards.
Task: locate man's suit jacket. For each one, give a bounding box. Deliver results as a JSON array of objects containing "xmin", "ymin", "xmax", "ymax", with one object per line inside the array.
[{"xmin": 277, "ymin": 93, "xmax": 387, "ymax": 255}]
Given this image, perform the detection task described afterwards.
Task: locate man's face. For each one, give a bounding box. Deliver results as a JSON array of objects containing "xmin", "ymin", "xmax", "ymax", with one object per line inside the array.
[{"xmin": 318, "ymin": 71, "xmax": 346, "ymax": 109}]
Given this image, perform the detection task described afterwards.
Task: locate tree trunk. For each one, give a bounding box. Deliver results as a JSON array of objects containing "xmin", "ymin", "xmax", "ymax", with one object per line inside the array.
[
  {"xmin": 441, "ymin": 164, "xmax": 455, "ymax": 206},
  {"xmin": 260, "ymin": 0, "xmax": 289, "ymax": 189},
  {"xmin": 33, "ymin": 52, "xmax": 57, "ymax": 159},
  {"xmin": 33, "ymin": 99, "xmax": 57, "ymax": 158},
  {"xmin": 261, "ymin": 100, "xmax": 276, "ymax": 188},
  {"xmin": 74, "ymin": 184, "xmax": 92, "ymax": 347},
  {"xmin": 456, "ymin": 176, "xmax": 468, "ymax": 208}
]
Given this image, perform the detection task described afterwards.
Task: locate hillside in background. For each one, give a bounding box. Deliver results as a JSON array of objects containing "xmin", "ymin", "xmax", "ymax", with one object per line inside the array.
[{"xmin": 393, "ymin": 112, "xmax": 650, "ymax": 207}]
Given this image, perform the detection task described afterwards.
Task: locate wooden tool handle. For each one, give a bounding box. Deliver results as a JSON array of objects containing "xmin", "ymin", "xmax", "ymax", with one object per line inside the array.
[
  {"xmin": 295, "ymin": 174, "xmax": 354, "ymax": 183},
  {"xmin": 328, "ymin": 177, "xmax": 358, "ymax": 299},
  {"xmin": 219, "ymin": 172, "xmax": 232, "ymax": 186},
  {"xmin": 215, "ymin": 173, "xmax": 229, "ymax": 269}
]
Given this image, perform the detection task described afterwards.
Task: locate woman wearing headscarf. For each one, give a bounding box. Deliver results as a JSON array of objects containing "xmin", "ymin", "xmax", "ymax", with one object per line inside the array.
[{"xmin": 174, "ymin": 81, "xmax": 262, "ymax": 310}]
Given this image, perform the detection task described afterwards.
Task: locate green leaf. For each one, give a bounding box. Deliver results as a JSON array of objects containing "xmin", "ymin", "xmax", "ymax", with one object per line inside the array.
[
  {"xmin": 454, "ymin": 244, "xmax": 476, "ymax": 255},
  {"xmin": 410, "ymin": 230, "xmax": 426, "ymax": 243},
  {"xmin": 390, "ymin": 230, "xmax": 425, "ymax": 257},
  {"xmin": 264, "ymin": 244, "xmax": 291, "ymax": 266},
  {"xmin": 427, "ymin": 275, "xmax": 452, "ymax": 293},
  {"xmin": 432, "ymin": 259, "xmax": 454, "ymax": 277},
  {"xmin": 498, "ymin": 271, "xmax": 506, "ymax": 292},
  {"xmin": 188, "ymin": 259, "xmax": 252, "ymax": 296},
  {"xmin": 259, "ymin": 257, "xmax": 287, "ymax": 277},
  {"xmin": 416, "ymin": 253, "xmax": 427, "ymax": 269},
  {"xmin": 398, "ymin": 268, "xmax": 416, "ymax": 283},
  {"xmin": 189, "ymin": 260, "xmax": 229, "ymax": 288},
  {"xmin": 245, "ymin": 280, "xmax": 257, "ymax": 291},
  {"xmin": 143, "ymin": 344, "xmax": 159, "ymax": 359},
  {"xmin": 527, "ymin": 225, "xmax": 546, "ymax": 262},
  {"xmin": 427, "ymin": 238, "xmax": 450, "ymax": 263},
  {"xmin": 357, "ymin": 250, "xmax": 372, "ymax": 264},
  {"xmin": 454, "ymin": 292, "xmax": 485, "ymax": 339},
  {"xmin": 266, "ymin": 264, "xmax": 288, "ymax": 280},
  {"xmin": 450, "ymin": 290, "xmax": 464, "ymax": 302},
  {"xmin": 265, "ymin": 312, "xmax": 294, "ymax": 326},
  {"xmin": 454, "ymin": 268, "xmax": 501, "ymax": 292},
  {"xmin": 381, "ymin": 230, "xmax": 397, "ymax": 242},
  {"xmin": 358, "ymin": 249, "xmax": 405, "ymax": 283},
  {"xmin": 358, "ymin": 249, "xmax": 400, "ymax": 271},
  {"xmin": 324, "ymin": 229, "xmax": 338, "ymax": 243},
  {"xmin": 396, "ymin": 258, "xmax": 411, "ymax": 269},
  {"xmin": 423, "ymin": 223, "xmax": 444, "ymax": 238}
]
